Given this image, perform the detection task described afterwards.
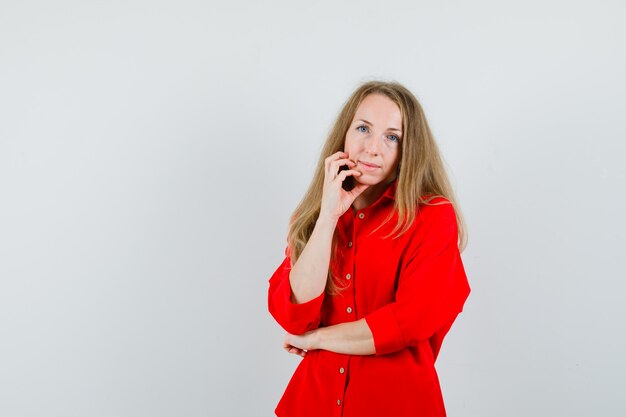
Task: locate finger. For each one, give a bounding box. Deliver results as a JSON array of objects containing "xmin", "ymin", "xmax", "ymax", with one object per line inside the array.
[
  {"xmin": 324, "ymin": 152, "xmax": 350, "ymax": 176},
  {"xmin": 349, "ymin": 182, "xmax": 370, "ymax": 198},
  {"xmin": 285, "ymin": 345, "xmax": 298, "ymax": 353},
  {"xmin": 324, "ymin": 151, "xmax": 347, "ymax": 171},
  {"xmin": 336, "ymin": 169, "xmax": 362, "ymax": 182},
  {"xmin": 324, "ymin": 151, "xmax": 348, "ymax": 165},
  {"xmin": 329, "ymin": 159, "xmax": 357, "ymax": 178},
  {"xmin": 327, "ymin": 157, "xmax": 351, "ymax": 177},
  {"xmin": 287, "ymin": 347, "xmax": 306, "ymax": 357}
]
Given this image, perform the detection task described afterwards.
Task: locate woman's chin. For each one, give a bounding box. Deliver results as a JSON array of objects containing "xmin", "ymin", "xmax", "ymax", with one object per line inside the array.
[
  {"xmin": 355, "ymin": 176, "xmax": 382, "ymax": 186},
  {"xmin": 355, "ymin": 172, "xmax": 396, "ymax": 187}
]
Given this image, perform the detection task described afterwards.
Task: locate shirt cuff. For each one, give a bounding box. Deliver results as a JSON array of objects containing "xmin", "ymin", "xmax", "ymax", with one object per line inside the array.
[
  {"xmin": 276, "ymin": 274, "xmax": 325, "ymax": 333},
  {"xmin": 364, "ymin": 305, "xmax": 405, "ymax": 355},
  {"xmin": 268, "ymin": 256, "xmax": 325, "ymax": 335}
]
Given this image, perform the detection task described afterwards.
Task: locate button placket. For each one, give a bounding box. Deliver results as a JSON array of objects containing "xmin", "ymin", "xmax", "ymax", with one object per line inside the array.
[
  {"xmin": 332, "ymin": 208, "xmax": 354, "ymax": 412},
  {"xmin": 345, "ymin": 220, "xmax": 354, "ymax": 285},
  {"xmin": 336, "ymin": 361, "xmax": 347, "ymax": 409},
  {"xmin": 345, "ymin": 211, "xmax": 356, "ymax": 323}
]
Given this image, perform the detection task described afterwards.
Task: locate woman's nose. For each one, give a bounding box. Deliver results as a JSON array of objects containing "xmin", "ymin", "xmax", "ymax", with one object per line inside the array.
[{"xmin": 364, "ymin": 135, "xmax": 381, "ymax": 155}]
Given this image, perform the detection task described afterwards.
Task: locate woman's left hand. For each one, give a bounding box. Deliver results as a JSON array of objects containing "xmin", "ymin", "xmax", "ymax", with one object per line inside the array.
[{"xmin": 283, "ymin": 331, "xmax": 318, "ymax": 358}]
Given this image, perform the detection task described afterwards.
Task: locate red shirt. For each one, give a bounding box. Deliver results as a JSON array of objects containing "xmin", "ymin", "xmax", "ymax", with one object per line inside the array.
[{"xmin": 268, "ymin": 180, "xmax": 470, "ymax": 417}]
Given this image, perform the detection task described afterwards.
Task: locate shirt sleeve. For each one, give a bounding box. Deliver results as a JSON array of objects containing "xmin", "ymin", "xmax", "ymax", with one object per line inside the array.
[
  {"xmin": 364, "ymin": 203, "xmax": 471, "ymax": 355},
  {"xmin": 267, "ymin": 246, "xmax": 325, "ymax": 335}
]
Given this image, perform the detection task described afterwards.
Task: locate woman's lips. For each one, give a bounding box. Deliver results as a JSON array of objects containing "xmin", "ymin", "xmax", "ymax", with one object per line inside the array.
[{"xmin": 358, "ymin": 160, "xmax": 380, "ymax": 171}]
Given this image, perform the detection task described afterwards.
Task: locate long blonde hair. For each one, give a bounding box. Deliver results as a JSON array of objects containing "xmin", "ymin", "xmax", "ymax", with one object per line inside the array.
[{"xmin": 288, "ymin": 81, "xmax": 467, "ymax": 293}]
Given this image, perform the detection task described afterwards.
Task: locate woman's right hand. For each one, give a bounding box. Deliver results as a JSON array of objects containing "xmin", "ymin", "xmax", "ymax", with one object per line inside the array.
[{"xmin": 319, "ymin": 151, "xmax": 369, "ymax": 222}]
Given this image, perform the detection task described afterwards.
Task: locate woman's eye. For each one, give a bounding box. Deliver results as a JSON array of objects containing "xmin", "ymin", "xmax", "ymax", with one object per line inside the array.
[
  {"xmin": 357, "ymin": 125, "xmax": 369, "ymax": 133},
  {"xmin": 387, "ymin": 135, "xmax": 400, "ymax": 142}
]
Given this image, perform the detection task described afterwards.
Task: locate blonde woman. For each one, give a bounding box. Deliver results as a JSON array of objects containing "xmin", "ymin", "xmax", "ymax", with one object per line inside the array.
[{"xmin": 268, "ymin": 81, "xmax": 470, "ymax": 417}]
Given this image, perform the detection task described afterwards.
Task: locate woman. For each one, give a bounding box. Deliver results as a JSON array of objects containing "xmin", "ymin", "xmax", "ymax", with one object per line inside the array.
[{"xmin": 268, "ymin": 81, "xmax": 470, "ymax": 417}]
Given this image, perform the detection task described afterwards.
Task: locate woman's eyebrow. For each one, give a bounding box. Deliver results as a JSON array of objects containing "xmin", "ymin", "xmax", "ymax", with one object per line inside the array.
[{"xmin": 356, "ymin": 119, "xmax": 402, "ymax": 133}]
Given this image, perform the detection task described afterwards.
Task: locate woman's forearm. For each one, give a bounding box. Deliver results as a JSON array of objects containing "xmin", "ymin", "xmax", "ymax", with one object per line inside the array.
[
  {"xmin": 316, "ymin": 319, "xmax": 376, "ymax": 355},
  {"xmin": 288, "ymin": 152, "xmax": 368, "ymax": 304},
  {"xmin": 289, "ymin": 216, "xmax": 337, "ymax": 303},
  {"xmin": 284, "ymin": 319, "xmax": 376, "ymax": 356}
]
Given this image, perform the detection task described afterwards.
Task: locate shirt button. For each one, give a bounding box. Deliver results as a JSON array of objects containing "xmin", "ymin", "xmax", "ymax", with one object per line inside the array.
[
  {"xmin": 358, "ymin": 213, "xmax": 365, "ymax": 219},
  {"xmin": 346, "ymin": 307, "xmax": 353, "ymax": 314},
  {"xmin": 345, "ymin": 273, "xmax": 351, "ymax": 280},
  {"xmin": 348, "ymin": 241, "xmax": 353, "ymax": 247},
  {"xmin": 339, "ymin": 367, "xmax": 345, "ymax": 374},
  {"xmin": 337, "ymin": 399, "xmax": 341, "ymax": 406}
]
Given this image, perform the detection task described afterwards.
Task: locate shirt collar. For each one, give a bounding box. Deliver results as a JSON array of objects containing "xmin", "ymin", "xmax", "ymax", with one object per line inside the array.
[
  {"xmin": 366, "ymin": 179, "xmax": 397, "ymax": 210},
  {"xmin": 345, "ymin": 179, "xmax": 397, "ymax": 219},
  {"xmin": 382, "ymin": 179, "xmax": 397, "ymax": 201}
]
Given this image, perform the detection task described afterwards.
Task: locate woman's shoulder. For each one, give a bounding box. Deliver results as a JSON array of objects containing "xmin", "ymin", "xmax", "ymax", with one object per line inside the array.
[
  {"xmin": 409, "ymin": 196, "xmax": 457, "ymax": 238},
  {"xmin": 417, "ymin": 195, "xmax": 455, "ymax": 220}
]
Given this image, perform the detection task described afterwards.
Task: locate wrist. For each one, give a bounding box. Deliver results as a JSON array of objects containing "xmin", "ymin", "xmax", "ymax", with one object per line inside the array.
[
  {"xmin": 311, "ymin": 327, "xmax": 325, "ymax": 350},
  {"xmin": 315, "ymin": 214, "xmax": 338, "ymax": 229}
]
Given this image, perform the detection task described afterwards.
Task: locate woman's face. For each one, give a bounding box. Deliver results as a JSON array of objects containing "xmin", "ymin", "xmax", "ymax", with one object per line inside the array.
[{"xmin": 344, "ymin": 93, "xmax": 402, "ymax": 186}]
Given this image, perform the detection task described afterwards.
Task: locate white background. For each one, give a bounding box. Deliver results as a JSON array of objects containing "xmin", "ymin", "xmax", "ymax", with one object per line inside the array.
[{"xmin": 1, "ymin": 1, "xmax": 625, "ymax": 416}]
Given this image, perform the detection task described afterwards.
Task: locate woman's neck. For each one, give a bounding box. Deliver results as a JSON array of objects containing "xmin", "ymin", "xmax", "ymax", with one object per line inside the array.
[{"xmin": 351, "ymin": 179, "xmax": 394, "ymax": 212}]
